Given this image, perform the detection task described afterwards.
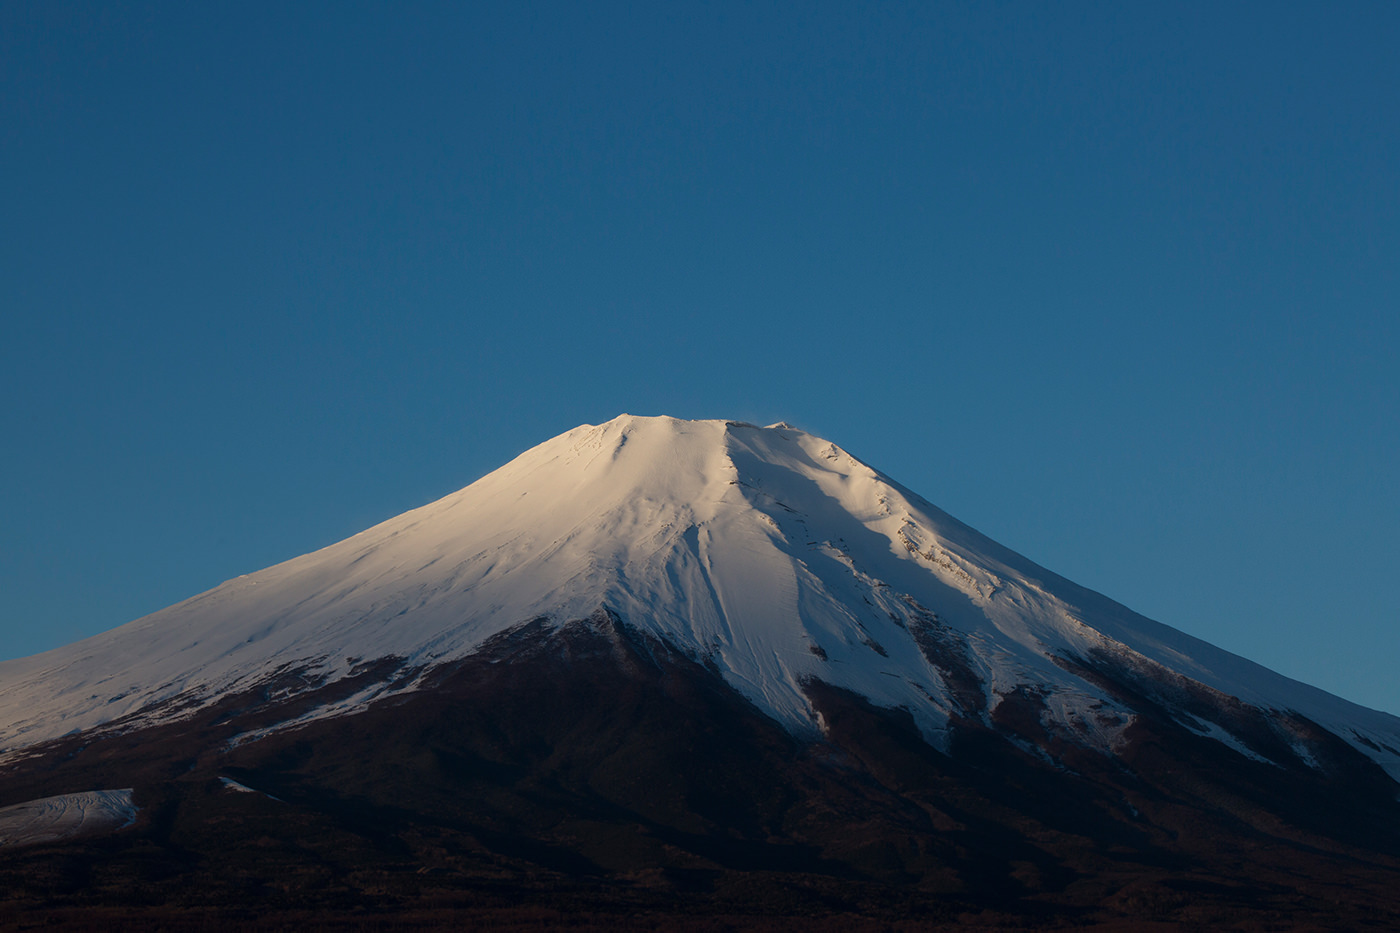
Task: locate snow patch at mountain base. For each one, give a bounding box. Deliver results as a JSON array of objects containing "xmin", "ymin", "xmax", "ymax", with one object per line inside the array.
[
  {"xmin": 219, "ymin": 777, "xmax": 282, "ymax": 801},
  {"xmin": 0, "ymin": 789, "xmax": 137, "ymax": 848}
]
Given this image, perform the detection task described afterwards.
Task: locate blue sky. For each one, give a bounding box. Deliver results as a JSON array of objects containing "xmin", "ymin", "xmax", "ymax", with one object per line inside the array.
[{"xmin": 3, "ymin": 2, "xmax": 1398, "ymax": 712}]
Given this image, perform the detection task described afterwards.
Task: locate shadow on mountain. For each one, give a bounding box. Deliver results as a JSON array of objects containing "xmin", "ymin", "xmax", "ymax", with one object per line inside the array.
[{"xmin": 2, "ymin": 614, "xmax": 1399, "ymax": 930}]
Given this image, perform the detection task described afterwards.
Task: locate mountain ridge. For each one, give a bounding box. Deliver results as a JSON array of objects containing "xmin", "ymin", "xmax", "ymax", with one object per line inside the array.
[{"xmin": 3, "ymin": 414, "xmax": 1398, "ymax": 786}]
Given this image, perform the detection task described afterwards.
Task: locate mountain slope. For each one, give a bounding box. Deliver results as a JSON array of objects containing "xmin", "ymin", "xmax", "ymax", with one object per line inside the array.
[
  {"xmin": 4, "ymin": 414, "xmax": 1400, "ymax": 929},
  {"xmin": 3, "ymin": 612, "xmax": 1400, "ymax": 930},
  {"xmin": 3, "ymin": 414, "xmax": 1399, "ymax": 785}
]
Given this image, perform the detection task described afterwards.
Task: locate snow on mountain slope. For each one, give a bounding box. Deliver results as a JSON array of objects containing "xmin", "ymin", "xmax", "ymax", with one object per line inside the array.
[
  {"xmin": 0, "ymin": 789, "xmax": 137, "ymax": 848},
  {"xmin": 3, "ymin": 415, "xmax": 1399, "ymax": 780}
]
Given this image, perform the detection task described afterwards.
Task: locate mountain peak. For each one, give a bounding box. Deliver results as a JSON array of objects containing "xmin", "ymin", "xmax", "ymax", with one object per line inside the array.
[{"xmin": 3, "ymin": 416, "xmax": 1399, "ymax": 787}]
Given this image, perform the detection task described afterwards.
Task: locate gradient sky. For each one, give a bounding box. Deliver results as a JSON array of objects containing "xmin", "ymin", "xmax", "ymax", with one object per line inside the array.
[{"xmin": 4, "ymin": 2, "xmax": 1398, "ymax": 713}]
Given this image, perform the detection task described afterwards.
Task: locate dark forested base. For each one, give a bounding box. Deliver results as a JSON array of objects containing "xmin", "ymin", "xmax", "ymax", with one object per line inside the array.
[{"xmin": 2, "ymin": 617, "xmax": 1399, "ymax": 930}]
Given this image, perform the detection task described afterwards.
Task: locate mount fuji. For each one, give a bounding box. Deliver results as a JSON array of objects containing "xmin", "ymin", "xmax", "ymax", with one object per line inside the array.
[{"xmin": 3, "ymin": 415, "xmax": 1399, "ymax": 929}]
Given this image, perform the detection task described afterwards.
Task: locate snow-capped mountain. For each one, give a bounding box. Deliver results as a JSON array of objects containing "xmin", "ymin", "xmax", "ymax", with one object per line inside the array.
[
  {"xmin": 4, "ymin": 413, "xmax": 1398, "ymax": 785},
  {"xmin": 6, "ymin": 414, "xmax": 1400, "ymax": 928}
]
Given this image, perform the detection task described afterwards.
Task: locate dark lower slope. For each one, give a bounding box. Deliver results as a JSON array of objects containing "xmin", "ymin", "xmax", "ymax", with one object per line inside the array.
[{"xmin": 2, "ymin": 613, "xmax": 1399, "ymax": 930}]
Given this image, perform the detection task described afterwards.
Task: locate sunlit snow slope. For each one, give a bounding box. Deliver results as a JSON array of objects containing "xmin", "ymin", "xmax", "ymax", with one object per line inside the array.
[{"xmin": 3, "ymin": 415, "xmax": 1398, "ymax": 779}]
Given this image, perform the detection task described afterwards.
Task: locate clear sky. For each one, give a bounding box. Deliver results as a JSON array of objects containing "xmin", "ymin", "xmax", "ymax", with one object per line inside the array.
[{"xmin": 3, "ymin": 2, "xmax": 1397, "ymax": 713}]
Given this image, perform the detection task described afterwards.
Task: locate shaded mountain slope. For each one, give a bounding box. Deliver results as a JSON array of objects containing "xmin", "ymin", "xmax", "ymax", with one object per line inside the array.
[{"xmin": 2, "ymin": 614, "xmax": 1399, "ymax": 930}]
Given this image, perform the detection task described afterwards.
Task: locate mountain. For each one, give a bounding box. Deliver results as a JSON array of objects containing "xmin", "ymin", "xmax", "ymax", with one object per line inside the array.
[{"xmin": 3, "ymin": 415, "xmax": 1399, "ymax": 930}]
